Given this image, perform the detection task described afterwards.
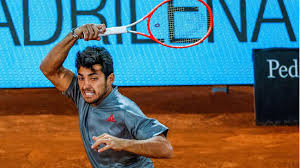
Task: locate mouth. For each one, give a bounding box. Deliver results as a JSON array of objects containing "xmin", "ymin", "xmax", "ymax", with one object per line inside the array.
[{"xmin": 83, "ymin": 91, "xmax": 96, "ymax": 98}]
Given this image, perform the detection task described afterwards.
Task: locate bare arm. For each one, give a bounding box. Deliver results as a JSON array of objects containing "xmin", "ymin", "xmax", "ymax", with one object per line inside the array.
[
  {"xmin": 40, "ymin": 24, "xmax": 106, "ymax": 91},
  {"xmin": 122, "ymin": 135, "xmax": 173, "ymax": 158},
  {"xmin": 91, "ymin": 133, "xmax": 173, "ymax": 158}
]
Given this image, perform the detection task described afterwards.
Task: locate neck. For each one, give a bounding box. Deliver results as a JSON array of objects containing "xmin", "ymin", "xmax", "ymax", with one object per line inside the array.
[{"xmin": 91, "ymin": 85, "xmax": 113, "ymax": 107}]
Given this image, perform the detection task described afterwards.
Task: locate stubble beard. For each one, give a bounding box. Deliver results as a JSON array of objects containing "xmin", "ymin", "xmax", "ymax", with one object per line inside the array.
[{"xmin": 86, "ymin": 83, "xmax": 108, "ymax": 105}]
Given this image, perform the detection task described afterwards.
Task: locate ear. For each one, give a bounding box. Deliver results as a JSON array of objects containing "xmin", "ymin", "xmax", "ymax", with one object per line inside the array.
[{"xmin": 107, "ymin": 73, "xmax": 115, "ymax": 85}]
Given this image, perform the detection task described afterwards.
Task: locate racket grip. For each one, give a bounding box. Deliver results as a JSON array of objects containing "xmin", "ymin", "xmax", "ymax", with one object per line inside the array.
[{"xmin": 99, "ymin": 26, "xmax": 128, "ymax": 36}]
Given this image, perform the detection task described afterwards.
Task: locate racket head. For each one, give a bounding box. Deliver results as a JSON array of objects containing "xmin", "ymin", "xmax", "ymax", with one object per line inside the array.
[{"xmin": 146, "ymin": 0, "xmax": 213, "ymax": 48}]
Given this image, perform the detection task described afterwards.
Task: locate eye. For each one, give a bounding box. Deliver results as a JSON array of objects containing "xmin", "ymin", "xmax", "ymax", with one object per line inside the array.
[
  {"xmin": 78, "ymin": 77, "xmax": 84, "ymax": 81},
  {"xmin": 91, "ymin": 77, "xmax": 98, "ymax": 81}
]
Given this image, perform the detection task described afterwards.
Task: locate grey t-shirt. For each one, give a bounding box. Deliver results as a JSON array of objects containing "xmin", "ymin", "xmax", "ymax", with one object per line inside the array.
[{"xmin": 63, "ymin": 75, "xmax": 169, "ymax": 168}]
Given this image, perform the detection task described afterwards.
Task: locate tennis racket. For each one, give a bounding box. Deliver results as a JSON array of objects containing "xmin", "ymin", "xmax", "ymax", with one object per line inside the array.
[{"xmin": 99, "ymin": 0, "xmax": 213, "ymax": 49}]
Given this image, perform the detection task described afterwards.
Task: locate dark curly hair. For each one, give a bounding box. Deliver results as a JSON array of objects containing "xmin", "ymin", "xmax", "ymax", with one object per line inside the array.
[{"xmin": 75, "ymin": 46, "xmax": 113, "ymax": 79}]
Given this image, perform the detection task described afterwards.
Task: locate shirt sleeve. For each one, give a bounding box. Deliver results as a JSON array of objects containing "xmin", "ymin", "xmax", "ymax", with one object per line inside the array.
[
  {"xmin": 62, "ymin": 74, "xmax": 81, "ymax": 106},
  {"xmin": 124, "ymin": 108, "xmax": 169, "ymax": 140}
]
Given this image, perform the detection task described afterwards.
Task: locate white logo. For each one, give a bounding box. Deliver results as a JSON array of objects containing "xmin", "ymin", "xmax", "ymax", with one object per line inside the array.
[{"xmin": 267, "ymin": 59, "xmax": 298, "ymax": 79}]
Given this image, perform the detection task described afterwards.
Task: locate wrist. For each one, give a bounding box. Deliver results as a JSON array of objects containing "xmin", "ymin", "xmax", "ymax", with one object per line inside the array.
[
  {"xmin": 71, "ymin": 27, "xmax": 81, "ymax": 39},
  {"xmin": 122, "ymin": 139, "xmax": 135, "ymax": 151}
]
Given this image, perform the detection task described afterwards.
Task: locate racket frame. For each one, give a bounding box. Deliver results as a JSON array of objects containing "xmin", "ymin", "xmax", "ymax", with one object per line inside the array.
[{"xmin": 100, "ymin": 0, "xmax": 213, "ymax": 49}]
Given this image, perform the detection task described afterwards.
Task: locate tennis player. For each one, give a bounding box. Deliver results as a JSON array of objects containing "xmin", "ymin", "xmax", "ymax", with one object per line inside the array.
[{"xmin": 40, "ymin": 23, "xmax": 173, "ymax": 168}]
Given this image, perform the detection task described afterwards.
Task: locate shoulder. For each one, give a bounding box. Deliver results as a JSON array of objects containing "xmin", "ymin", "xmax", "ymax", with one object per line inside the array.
[
  {"xmin": 114, "ymin": 89, "xmax": 146, "ymax": 117},
  {"xmin": 62, "ymin": 74, "xmax": 83, "ymax": 106}
]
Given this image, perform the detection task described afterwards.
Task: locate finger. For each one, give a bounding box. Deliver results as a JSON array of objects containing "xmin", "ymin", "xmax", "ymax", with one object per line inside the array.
[
  {"xmin": 73, "ymin": 27, "xmax": 83, "ymax": 39},
  {"xmin": 92, "ymin": 136, "xmax": 98, "ymax": 141},
  {"xmin": 83, "ymin": 25, "xmax": 89, "ymax": 41},
  {"xmin": 92, "ymin": 25, "xmax": 99, "ymax": 39},
  {"xmin": 98, "ymin": 144, "xmax": 112, "ymax": 153},
  {"xmin": 96, "ymin": 24, "xmax": 106, "ymax": 34},
  {"xmin": 91, "ymin": 140, "xmax": 104, "ymax": 149},
  {"xmin": 93, "ymin": 133, "xmax": 109, "ymax": 141},
  {"xmin": 92, "ymin": 135, "xmax": 103, "ymax": 141},
  {"xmin": 86, "ymin": 24, "xmax": 94, "ymax": 40},
  {"xmin": 91, "ymin": 139, "xmax": 109, "ymax": 149}
]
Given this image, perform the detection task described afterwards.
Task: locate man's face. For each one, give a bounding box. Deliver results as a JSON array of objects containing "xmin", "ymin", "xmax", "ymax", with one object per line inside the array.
[{"xmin": 78, "ymin": 64, "xmax": 110, "ymax": 106}]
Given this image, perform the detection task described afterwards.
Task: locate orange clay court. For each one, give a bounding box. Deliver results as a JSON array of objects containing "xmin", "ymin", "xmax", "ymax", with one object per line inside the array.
[{"xmin": 0, "ymin": 86, "xmax": 298, "ymax": 168}]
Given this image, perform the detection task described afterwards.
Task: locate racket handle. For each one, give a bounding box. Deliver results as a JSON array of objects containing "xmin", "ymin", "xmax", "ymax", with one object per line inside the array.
[{"xmin": 99, "ymin": 26, "xmax": 128, "ymax": 36}]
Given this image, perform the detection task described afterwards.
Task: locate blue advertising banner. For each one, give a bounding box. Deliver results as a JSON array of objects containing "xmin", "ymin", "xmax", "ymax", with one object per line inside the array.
[{"xmin": 0, "ymin": 0, "xmax": 298, "ymax": 88}]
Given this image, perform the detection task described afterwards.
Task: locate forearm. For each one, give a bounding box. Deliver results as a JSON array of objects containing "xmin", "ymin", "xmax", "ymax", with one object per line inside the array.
[
  {"xmin": 123, "ymin": 136, "xmax": 173, "ymax": 158},
  {"xmin": 40, "ymin": 32, "xmax": 77, "ymax": 75}
]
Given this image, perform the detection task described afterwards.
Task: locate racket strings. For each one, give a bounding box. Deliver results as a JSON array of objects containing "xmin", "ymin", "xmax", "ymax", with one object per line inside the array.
[{"xmin": 149, "ymin": 0, "xmax": 212, "ymax": 46}]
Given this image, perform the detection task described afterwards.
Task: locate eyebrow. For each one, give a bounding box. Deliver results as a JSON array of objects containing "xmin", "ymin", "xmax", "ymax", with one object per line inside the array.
[{"xmin": 78, "ymin": 72, "xmax": 98, "ymax": 76}]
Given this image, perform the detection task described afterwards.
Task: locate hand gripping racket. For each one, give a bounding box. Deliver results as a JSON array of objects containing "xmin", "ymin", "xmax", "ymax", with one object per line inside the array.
[{"xmin": 99, "ymin": 0, "xmax": 213, "ymax": 49}]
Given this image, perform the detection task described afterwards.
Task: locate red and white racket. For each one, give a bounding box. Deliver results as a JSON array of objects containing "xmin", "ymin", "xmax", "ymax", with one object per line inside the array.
[{"xmin": 99, "ymin": 0, "xmax": 213, "ymax": 49}]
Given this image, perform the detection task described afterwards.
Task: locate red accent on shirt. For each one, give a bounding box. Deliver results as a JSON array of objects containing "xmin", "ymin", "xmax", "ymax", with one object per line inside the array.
[{"xmin": 107, "ymin": 114, "xmax": 116, "ymax": 122}]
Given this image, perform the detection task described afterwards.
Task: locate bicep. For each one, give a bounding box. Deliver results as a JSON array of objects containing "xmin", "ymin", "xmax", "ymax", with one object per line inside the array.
[{"xmin": 43, "ymin": 67, "xmax": 74, "ymax": 92}]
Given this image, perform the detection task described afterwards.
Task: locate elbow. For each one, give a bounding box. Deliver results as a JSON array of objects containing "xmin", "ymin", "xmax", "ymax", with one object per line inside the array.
[
  {"xmin": 164, "ymin": 143, "xmax": 173, "ymax": 158},
  {"xmin": 39, "ymin": 64, "xmax": 44, "ymax": 73},
  {"xmin": 159, "ymin": 138, "xmax": 173, "ymax": 158},
  {"xmin": 39, "ymin": 63, "xmax": 54, "ymax": 77},
  {"xmin": 150, "ymin": 135, "xmax": 173, "ymax": 158},
  {"xmin": 40, "ymin": 66, "xmax": 50, "ymax": 77},
  {"xmin": 39, "ymin": 63, "xmax": 47, "ymax": 75}
]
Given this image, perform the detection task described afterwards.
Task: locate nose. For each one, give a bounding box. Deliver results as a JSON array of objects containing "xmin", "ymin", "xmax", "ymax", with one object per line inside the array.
[{"xmin": 82, "ymin": 79, "xmax": 91, "ymax": 90}]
